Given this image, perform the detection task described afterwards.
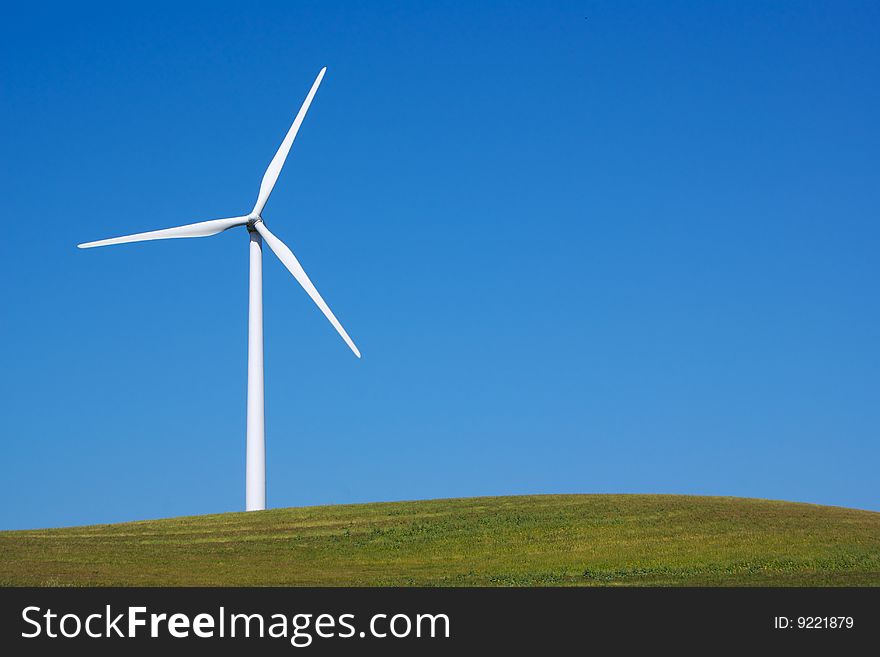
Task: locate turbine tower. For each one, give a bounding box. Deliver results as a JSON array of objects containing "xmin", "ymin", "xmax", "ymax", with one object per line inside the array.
[{"xmin": 78, "ymin": 68, "xmax": 360, "ymax": 511}]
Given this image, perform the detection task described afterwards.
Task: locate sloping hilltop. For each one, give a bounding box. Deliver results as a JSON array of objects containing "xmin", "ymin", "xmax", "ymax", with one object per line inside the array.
[{"xmin": 1, "ymin": 495, "xmax": 878, "ymax": 586}]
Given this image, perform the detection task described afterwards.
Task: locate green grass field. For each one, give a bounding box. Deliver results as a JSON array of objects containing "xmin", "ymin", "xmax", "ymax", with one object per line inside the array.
[{"xmin": 1, "ymin": 495, "xmax": 878, "ymax": 586}]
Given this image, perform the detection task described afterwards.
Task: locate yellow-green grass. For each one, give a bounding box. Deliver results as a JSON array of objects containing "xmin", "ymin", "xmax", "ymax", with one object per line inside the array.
[{"xmin": 1, "ymin": 495, "xmax": 878, "ymax": 586}]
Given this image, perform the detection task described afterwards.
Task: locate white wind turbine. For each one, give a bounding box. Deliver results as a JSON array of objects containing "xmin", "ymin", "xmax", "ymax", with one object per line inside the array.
[{"xmin": 78, "ymin": 67, "xmax": 360, "ymax": 511}]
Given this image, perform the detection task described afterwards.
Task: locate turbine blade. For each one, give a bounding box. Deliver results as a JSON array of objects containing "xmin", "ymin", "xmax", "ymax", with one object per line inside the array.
[
  {"xmin": 253, "ymin": 221, "xmax": 360, "ymax": 358},
  {"xmin": 252, "ymin": 67, "xmax": 327, "ymax": 216},
  {"xmin": 77, "ymin": 216, "xmax": 249, "ymax": 249}
]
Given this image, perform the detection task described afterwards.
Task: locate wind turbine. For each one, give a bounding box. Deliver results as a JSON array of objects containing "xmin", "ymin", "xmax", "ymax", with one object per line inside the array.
[{"xmin": 78, "ymin": 67, "xmax": 360, "ymax": 511}]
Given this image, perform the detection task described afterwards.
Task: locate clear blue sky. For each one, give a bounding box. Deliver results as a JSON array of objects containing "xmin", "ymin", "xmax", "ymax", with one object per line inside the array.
[{"xmin": 1, "ymin": 1, "xmax": 878, "ymax": 529}]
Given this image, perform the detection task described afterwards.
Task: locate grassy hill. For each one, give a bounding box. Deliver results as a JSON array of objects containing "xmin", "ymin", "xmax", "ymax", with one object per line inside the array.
[{"xmin": 1, "ymin": 494, "xmax": 878, "ymax": 586}]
